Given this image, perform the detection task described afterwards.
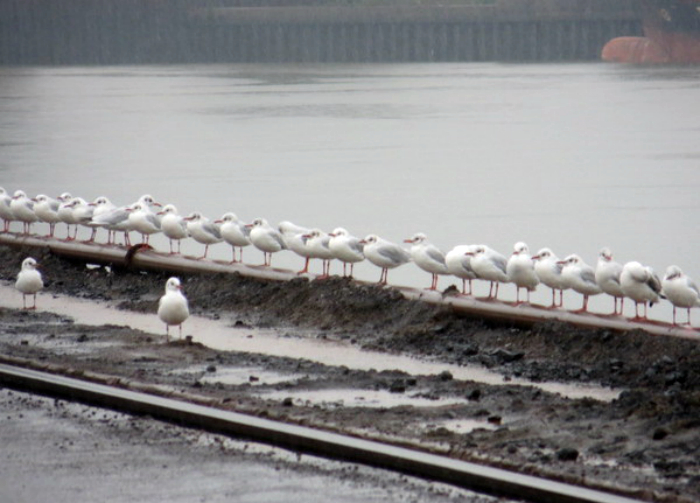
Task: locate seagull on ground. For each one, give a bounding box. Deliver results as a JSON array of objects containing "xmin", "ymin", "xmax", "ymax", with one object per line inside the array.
[
  {"xmin": 15, "ymin": 257, "xmax": 43, "ymax": 310},
  {"xmin": 157, "ymin": 277, "xmax": 190, "ymax": 342}
]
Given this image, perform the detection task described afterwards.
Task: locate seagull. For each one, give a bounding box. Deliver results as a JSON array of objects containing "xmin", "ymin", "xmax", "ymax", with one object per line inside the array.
[
  {"xmin": 595, "ymin": 247, "xmax": 625, "ymax": 315},
  {"xmin": 33, "ymin": 194, "xmax": 61, "ymax": 238},
  {"xmin": 158, "ymin": 204, "xmax": 189, "ymax": 255},
  {"xmin": 279, "ymin": 221, "xmax": 313, "ymax": 274},
  {"xmin": 84, "ymin": 196, "xmax": 117, "ymax": 243},
  {"xmin": 506, "ymin": 242, "xmax": 539, "ymax": 304},
  {"xmin": 303, "ymin": 229, "xmax": 334, "ymax": 278},
  {"xmin": 247, "ymin": 218, "xmax": 287, "ymax": 267},
  {"xmin": 360, "ymin": 234, "xmax": 411, "ymax": 285},
  {"xmin": 445, "ymin": 244, "xmax": 478, "ymax": 295},
  {"xmin": 184, "ymin": 212, "xmax": 222, "ymax": 259},
  {"xmin": 57, "ymin": 197, "xmax": 95, "ymax": 241},
  {"xmin": 466, "ymin": 245, "xmax": 509, "ymax": 300},
  {"xmin": 328, "ymin": 227, "xmax": 364, "ymax": 278},
  {"xmin": 128, "ymin": 202, "xmax": 162, "ymax": 245},
  {"xmin": 531, "ymin": 248, "xmax": 566, "ymax": 308},
  {"xmin": 0, "ymin": 187, "xmax": 14, "ymax": 232},
  {"xmin": 404, "ymin": 232, "xmax": 448, "ymax": 290},
  {"xmin": 662, "ymin": 265, "xmax": 700, "ymax": 326},
  {"xmin": 215, "ymin": 212, "xmax": 251, "ymax": 263},
  {"xmin": 10, "ymin": 190, "xmax": 38, "ymax": 235},
  {"xmin": 558, "ymin": 254, "xmax": 602, "ymax": 312},
  {"xmin": 15, "ymin": 257, "xmax": 43, "ymax": 310},
  {"xmin": 157, "ymin": 277, "xmax": 190, "ymax": 342},
  {"xmin": 620, "ymin": 261, "xmax": 663, "ymax": 321}
]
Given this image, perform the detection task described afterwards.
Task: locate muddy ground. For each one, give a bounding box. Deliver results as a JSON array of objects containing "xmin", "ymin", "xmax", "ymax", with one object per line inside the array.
[{"xmin": 1, "ymin": 244, "xmax": 700, "ymax": 502}]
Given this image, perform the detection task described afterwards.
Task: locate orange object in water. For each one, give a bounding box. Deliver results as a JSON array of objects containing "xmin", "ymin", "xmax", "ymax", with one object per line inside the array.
[
  {"xmin": 601, "ymin": 36, "xmax": 671, "ymax": 63},
  {"xmin": 602, "ymin": 0, "xmax": 700, "ymax": 64}
]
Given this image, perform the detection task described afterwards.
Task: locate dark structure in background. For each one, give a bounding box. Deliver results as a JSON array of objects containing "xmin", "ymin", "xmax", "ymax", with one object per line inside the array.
[
  {"xmin": 0, "ymin": 0, "xmax": 642, "ymax": 65},
  {"xmin": 603, "ymin": 0, "xmax": 700, "ymax": 63}
]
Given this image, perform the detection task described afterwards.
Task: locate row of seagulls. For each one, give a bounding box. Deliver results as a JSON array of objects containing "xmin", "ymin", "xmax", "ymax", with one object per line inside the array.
[{"xmin": 2, "ymin": 187, "xmax": 698, "ymax": 325}]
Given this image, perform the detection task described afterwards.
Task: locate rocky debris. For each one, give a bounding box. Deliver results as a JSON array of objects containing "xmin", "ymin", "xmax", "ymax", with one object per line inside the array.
[{"xmin": 1, "ymin": 245, "xmax": 700, "ymax": 502}]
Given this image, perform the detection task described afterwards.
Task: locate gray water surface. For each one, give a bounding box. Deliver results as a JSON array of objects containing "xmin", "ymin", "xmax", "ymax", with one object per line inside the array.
[{"xmin": 1, "ymin": 62, "xmax": 699, "ymax": 320}]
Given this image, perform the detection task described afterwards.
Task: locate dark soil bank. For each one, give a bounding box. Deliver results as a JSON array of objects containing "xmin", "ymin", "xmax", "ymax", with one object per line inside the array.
[{"xmin": 1, "ymin": 244, "xmax": 700, "ymax": 502}]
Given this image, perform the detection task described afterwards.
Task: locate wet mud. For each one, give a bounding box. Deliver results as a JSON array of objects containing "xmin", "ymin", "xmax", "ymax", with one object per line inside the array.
[{"xmin": 1, "ymin": 245, "xmax": 700, "ymax": 502}]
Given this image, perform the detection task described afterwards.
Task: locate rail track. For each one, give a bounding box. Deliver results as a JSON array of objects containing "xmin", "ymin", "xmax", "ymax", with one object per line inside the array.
[
  {"xmin": 0, "ymin": 362, "xmax": 644, "ymax": 503},
  {"xmin": 1, "ymin": 233, "xmax": 698, "ymax": 340}
]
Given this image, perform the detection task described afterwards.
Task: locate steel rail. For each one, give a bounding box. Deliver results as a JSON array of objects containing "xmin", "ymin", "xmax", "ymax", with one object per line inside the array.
[
  {"xmin": 1, "ymin": 233, "xmax": 697, "ymax": 340},
  {"xmin": 0, "ymin": 363, "xmax": 645, "ymax": 503}
]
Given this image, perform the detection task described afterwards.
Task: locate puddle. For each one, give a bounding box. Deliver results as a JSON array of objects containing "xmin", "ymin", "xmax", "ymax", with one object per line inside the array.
[
  {"xmin": 170, "ymin": 365, "xmax": 309, "ymax": 387},
  {"xmin": 423, "ymin": 419, "xmax": 498, "ymax": 434},
  {"xmin": 257, "ymin": 389, "xmax": 466, "ymax": 409},
  {"xmin": 1, "ymin": 283, "xmax": 622, "ymax": 402}
]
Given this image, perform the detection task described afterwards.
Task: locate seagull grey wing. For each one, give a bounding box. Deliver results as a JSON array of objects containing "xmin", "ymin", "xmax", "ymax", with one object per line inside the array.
[
  {"xmin": 203, "ymin": 222, "xmax": 222, "ymax": 239},
  {"xmin": 49, "ymin": 199, "xmax": 60, "ymax": 212},
  {"xmin": 241, "ymin": 223, "xmax": 252, "ymax": 238},
  {"xmin": 688, "ymin": 278, "xmax": 700, "ymax": 296},
  {"xmin": 492, "ymin": 254, "xmax": 508, "ymax": 274},
  {"xmin": 647, "ymin": 272, "xmax": 663, "ymax": 294},
  {"xmin": 426, "ymin": 247, "xmax": 447, "ymax": 265},
  {"xmin": 95, "ymin": 207, "xmax": 129, "ymax": 226},
  {"xmin": 581, "ymin": 267, "xmax": 598, "ymax": 286},
  {"xmin": 379, "ymin": 245, "xmax": 410, "ymax": 264},
  {"xmin": 273, "ymin": 231, "xmax": 288, "ymax": 250},
  {"xmin": 147, "ymin": 212, "xmax": 161, "ymax": 229},
  {"xmin": 349, "ymin": 237, "xmax": 364, "ymax": 254}
]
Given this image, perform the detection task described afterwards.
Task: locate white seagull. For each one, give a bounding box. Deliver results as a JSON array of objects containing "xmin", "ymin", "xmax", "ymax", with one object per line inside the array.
[
  {"xmin": 184, "ymin": 212, "xmax": 222, "ymax": 259},
  {"xmin": 158, "ymin": 204, "xmax": 189, "ymax": 255},
  {"xmin": 279, "ymin": 221, "xmax": 313, "ymax": 274},
  {"xmin": 33, "ymin": 194, "xmax": 61, "ymax": 238},
  {"xmin": 558, "ymin": 254, "xmax": 602, "ymax": 312},
  {"xmin": 0, "ymin": 187, "xmax": 14, "ymax": 232},
  {"xmin": 620, "ymin": 261, "xmax": 663, "ymax": 320},
  {"xmin": 360, "ymin": 234, "xmax": 411, "ymax": 285},
  {"xmin": 10, "ymin": 190, "xmax": 38, "ymax": 235},
  {"xmin": 404, "ymin": 232, "xmax": 448, "ymax": 291},
  {"xmin": 15, "ymin": 257, "xmax": 43, "ymax": 310},
  {"xmin": 466, "ymin": 245, "xmax": 509, "ymax": 300},
  {"xmin": 328, "ymin": 227, "xmax": 364, "ymax": 278},
  {"xmin": 506, "ymin": 242, "xmax": 539, "ymax": 304},
  {"xmin": 304, "ymin": 229, "xmax": 334, "ymax": 278},
  {"xmin": 531, "ymin": 248, "xmax": 566, "ymax": 308},
  {"xmin": 595, "ymin": 247, "xmax": 625, "ymax": 315},
  {"xmin": 85, "ymin": 196, "xmax": 117, "ymax": 243},
  {"xmin": 215, "ymin": 212, "xmax": 251, "ymax": 263},
  {"xmin": 445, "ymin": 245, "xmax": 478, "ymax": 295},
  {"xmin": 128, "ymin": 202, "xmax": 161, "ymax": 245},
  {"xmin": 662, "ymin": 265, "xmax": 700, "ymax": 326},
  {"xmin": 247, "ymin": 218, "xmax": 287, "ymax": 267},
  {"xmin": 157, "ymin": 277, "xmax": 190, "ymax": 341}
]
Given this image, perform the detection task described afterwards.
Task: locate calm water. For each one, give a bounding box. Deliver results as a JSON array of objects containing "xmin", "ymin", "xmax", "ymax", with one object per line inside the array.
[{"xmin": 1, "ymin": 62, "xmax": 699, "ymax": 321}]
